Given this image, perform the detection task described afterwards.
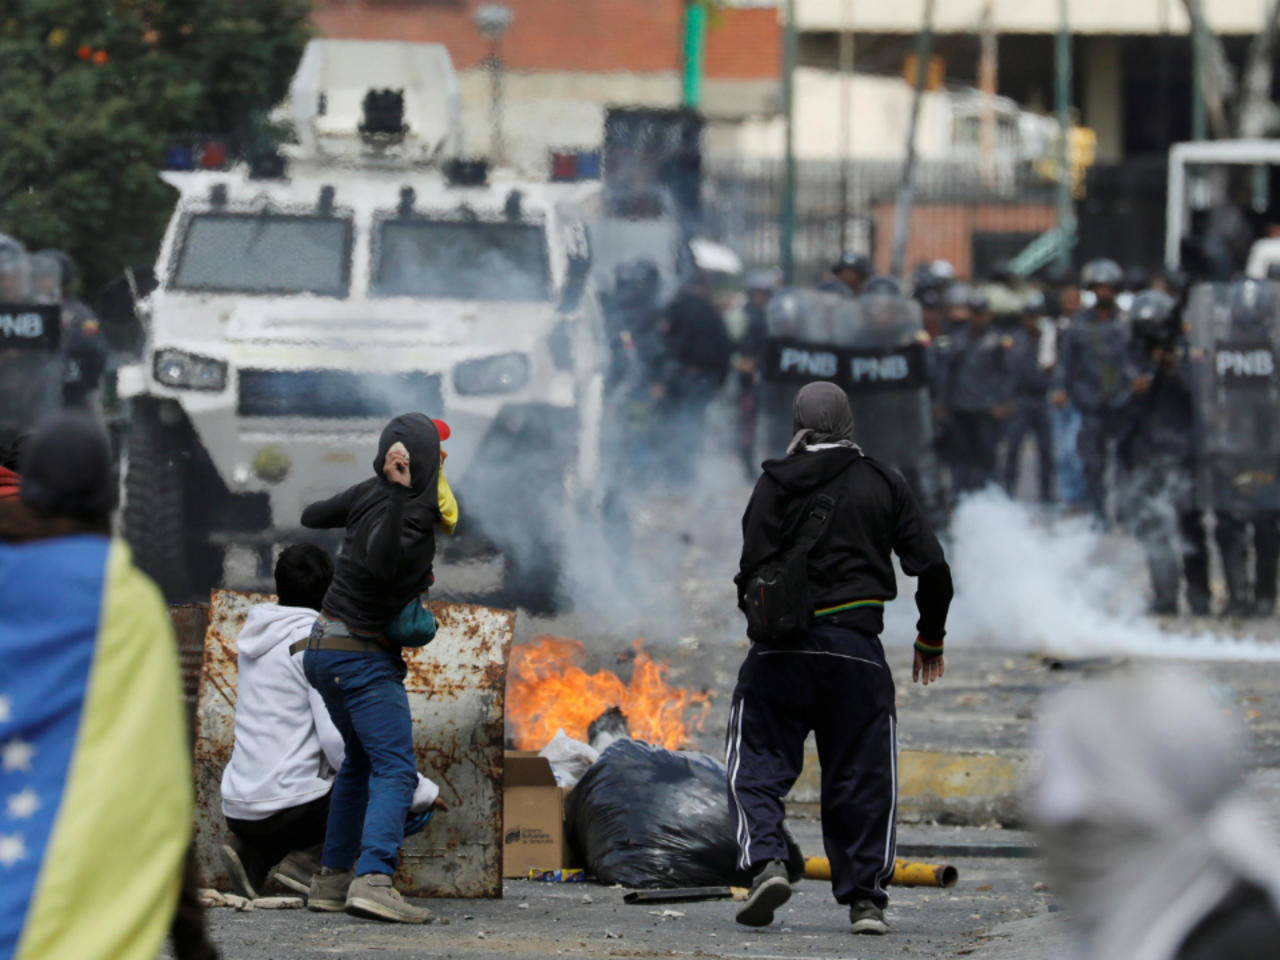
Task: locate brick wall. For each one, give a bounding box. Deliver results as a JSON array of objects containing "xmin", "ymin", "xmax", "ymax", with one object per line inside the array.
[
  {"xmin": 871, "ymin": 203, "xmax": 1056, "ymax": 280},
  {"xmin": 313, "ymin": 0, "xmax": 779, "ymax": 80}
]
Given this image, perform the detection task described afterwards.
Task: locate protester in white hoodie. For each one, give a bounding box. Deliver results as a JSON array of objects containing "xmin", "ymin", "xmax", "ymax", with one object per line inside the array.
[{"xmin": 220, "ymin": 545, "xmax": 440, "ymax": 899}]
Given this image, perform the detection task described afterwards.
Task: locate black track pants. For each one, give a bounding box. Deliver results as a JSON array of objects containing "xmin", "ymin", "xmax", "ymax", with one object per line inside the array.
[{"xmin": 725, "ymin": 623, "xmax": 897, "ymax": 908}]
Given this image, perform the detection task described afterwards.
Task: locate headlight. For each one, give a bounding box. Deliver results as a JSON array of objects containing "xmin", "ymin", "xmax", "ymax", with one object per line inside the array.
[
  {"xmin": 453, "ymin": 353, "xmax": 529, "ymax": 396},
  {"xmin": 153, "ymin": 349, "xmax": 227, "ymax": 391}
]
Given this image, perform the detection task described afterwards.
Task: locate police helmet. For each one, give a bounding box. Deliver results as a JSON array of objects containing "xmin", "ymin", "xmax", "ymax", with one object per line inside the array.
[
  {"xmin": 1129, "ymin": 290, "xmax": 1176, "ymax": 341},
  {"xmin": 862, "ymin": 275, "xmax": 901, "ymax": 297},
  {"xmin": 1022, "ymin": 290, "xmax": 1048, "ymax": 315},
  {"xmin": 0, "ymin": 233, "xmax": 30, "ymax": 301},
  {"xmin": 1228, "ymin": 279, "xmax": 1277, "ymax": 332},
  {"xmin": 968, "ymin": 291, "xmax": 991, "ymax": 313},
  {"xmin": 930, "ymin": 259, "xmax": 957, "ymax": 282},
  {"xmin": 1080, "ymin": 258, "xmax": 1124, "ymax": 290},
  {"xmin": 833, "ymin": 252, "xmax": 871, "ymax": 276},
  {"xmin": 28, "ymin": 251, "xmax": 63, "ymax": 304},
  {"xmin": 944, "ymin": 282, "xmax": 974, "ymax": 310},
  {"xmin": 746, "ymin": 269, "xmax": 776, "ymax": 293},
  {"xmin": 35, "ymin": 249, "xmax": 76, "ymax": 293}
]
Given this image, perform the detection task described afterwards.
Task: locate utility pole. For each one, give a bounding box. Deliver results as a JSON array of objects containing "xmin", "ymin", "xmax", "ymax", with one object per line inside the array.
[
  {"xmin": 683, "ymin": 1, "xmax": 708, "ymax": 108},
  {"xmin": 781, "ymin": 0, "xmax": 797, "ymax": 284},
  {"xmin": 1055, "ymin": 0, "xmax": 1073, "ymax": 266},
  {"xmin": 838, "ymin": 0, "xmax": 855, "ymax": 253},
  {"xmin": 889, "ymin": 0, "xmax": 936, "ymax": 280}
]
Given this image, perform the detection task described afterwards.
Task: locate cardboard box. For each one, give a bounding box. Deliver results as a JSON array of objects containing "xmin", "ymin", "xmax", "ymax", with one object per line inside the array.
[{"xmin": 503, "ymin": 752, "xmax": 570, "ymax": 878}]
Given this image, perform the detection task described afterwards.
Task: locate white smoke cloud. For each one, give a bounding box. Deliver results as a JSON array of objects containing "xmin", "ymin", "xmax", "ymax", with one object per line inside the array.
[{"xmin": 918, "ymin": 489, "xmax": 1280, "ymax": 662}]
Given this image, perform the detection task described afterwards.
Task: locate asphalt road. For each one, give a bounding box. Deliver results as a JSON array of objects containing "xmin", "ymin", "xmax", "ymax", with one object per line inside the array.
[{"xmin": 175, "ymin": 822, "xmax": 1068, "ymax": 960}]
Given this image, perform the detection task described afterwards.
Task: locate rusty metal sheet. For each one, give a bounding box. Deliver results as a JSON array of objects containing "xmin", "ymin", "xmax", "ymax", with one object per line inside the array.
[{"xmin": 191, "ymin": 589, "xmax": 514, "ymax": 898}]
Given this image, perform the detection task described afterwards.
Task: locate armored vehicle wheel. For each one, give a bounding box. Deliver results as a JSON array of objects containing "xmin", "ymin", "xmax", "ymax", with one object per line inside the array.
[{"xmin": 124, "ymin": 399, "xmax": 191, "ymax": 601}]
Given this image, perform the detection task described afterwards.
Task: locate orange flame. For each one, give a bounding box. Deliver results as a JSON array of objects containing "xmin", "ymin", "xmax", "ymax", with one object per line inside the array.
[{"xmin": 507, "ymin": 635, "xmax": 712, "ymax": 751}]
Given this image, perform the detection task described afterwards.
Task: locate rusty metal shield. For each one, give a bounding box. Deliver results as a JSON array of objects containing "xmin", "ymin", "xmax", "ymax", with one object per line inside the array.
[{"xmin": 191, "ymin": 589, "xmax": 514, "ymax": 898}]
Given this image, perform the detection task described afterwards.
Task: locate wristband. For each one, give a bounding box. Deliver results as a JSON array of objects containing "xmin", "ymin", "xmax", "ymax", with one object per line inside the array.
[{"xmin": 914, "ymin": 636, "xmax": 944, "ymax": 658}]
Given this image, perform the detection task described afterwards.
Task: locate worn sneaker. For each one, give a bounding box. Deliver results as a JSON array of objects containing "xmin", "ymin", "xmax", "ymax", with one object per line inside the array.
[
  {"xmin": 850, "ymin": 899, "xmax": 889, "ymax": 935},
  {"xmin": 735, "ymin": 859, "xmax": 792, "ymax": 927},
  {"xmin": 307, "ymin": 867, "xmax": 353, "ymax": 912},
  {"xmin": 220, "ymin": 839, "xmax": 261, "ymax": 900},
  {"xmin": 270, "ymin": 849, "xmax": 323, "ymax": 896},
  {"xmin": 345, "ymin": 873, "xmax": 432, "ymax": 924}
]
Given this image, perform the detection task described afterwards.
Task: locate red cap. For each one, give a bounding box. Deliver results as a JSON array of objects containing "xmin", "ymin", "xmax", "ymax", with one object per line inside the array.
[{"xmin": 432, "ymin": 419, "xmax": 451, "ymax": 442}]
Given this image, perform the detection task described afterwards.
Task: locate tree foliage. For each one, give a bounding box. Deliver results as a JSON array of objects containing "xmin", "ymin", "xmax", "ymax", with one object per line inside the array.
[{"xmin": 0, "ymin": 0, "xmax": 312, "ymax": 297}]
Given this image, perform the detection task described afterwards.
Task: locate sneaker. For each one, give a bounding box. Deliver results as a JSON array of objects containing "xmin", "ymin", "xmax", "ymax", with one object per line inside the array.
[
  {"xmin": 345, "ymin": 873, "xmax": 432, "ymax": 924},
  {"xmin": 220, "ymin": 839, "xmax": 261, "ymax": 900},
  {"xmin": 307, "ymin": 867, "xmax": 353, "ymax": 912},
  {"xmin": 270, "ymin": 849, "xmax": 323, "ymax": 896},
  {"xmin": 735, "ymin": 859, "xmax": 791, "ymax": 927},
  {"xmin": 850, "ymin": 899, "xmax": 889, "ymax": 935}
]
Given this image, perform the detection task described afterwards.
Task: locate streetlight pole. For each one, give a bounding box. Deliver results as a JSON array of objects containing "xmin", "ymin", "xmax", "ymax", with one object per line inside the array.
[
  {"xmin": 474, "ymin": 4, "xmax": 513, "ymax": 164},
  {"xmin": 888, "ymin": 0, "xmax": 936, "ymax": 281},
  {"xmin": 1055, "ymin": 0, "xmax": 1073, "ymax": 266},
  {"xmin": 781, "ymin": 0, "xmax": 797, "ymax": 284}
]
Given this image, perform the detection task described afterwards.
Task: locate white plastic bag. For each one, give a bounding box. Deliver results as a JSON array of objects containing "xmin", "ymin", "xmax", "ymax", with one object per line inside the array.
[{"xmin": 539, "ymin": 729, "xmax": 600, "ymax": 788}]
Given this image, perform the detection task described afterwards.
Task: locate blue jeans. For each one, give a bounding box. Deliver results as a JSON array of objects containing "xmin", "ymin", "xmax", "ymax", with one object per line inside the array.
[{"xmin": 303, "ymin": 649, "xmax": 417, "ymax": 877}]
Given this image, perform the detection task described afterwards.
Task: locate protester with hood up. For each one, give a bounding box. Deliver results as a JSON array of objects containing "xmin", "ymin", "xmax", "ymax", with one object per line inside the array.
[
  {"xmin": 298, "ymin": 413, "xmax": 447, "ymax": 924},
  {"xmin": 1031, "ymin": 669, "xmax": 1280, "ymax": 960},
  {"xmin": 729, "ymin": 382, "xmax": 953, "ymax": 937},
  {"xmin": 219, "ymin": 544, "xmax": 443, "ymax": 903},
  {"xmin": 0, "ymin": 413, "xmax": 211, "ymax": 960}
]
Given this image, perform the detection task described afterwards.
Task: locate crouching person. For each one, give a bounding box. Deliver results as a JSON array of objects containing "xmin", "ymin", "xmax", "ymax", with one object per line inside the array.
[
  {"xmin": 729, "ymin": 383, "xmax": 953, "ymax": 936},
  {"xmin": 299, "ymin": 414, "xmax": 448, "ymax": 924},
  {"xmin": 219, "ymin": 544, "xmax": 442, "ymax": 901}
]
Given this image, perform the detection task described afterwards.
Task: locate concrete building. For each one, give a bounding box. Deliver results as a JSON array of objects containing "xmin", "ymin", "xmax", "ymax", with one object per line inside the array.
[{"xmin": 796, "ymin": 0, "xmax": 1274, "ymax": 161}]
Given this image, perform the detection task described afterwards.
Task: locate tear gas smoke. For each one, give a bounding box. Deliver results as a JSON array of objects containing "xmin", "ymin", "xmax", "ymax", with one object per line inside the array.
[{"xmin": 906, "ymin": 489, "xmax": 1280, "ymax": 662}]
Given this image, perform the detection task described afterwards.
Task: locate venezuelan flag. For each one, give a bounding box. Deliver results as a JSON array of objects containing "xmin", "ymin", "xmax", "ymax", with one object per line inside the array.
[{"xmin": 0, "ymin": 536, "xmax": 192, "ymax": 960}]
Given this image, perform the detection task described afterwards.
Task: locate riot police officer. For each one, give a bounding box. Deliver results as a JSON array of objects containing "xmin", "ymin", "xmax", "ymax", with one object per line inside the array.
[
  {"xmin": 1002, "ymin": 292, "xmax": 1056, "ymax": 502},
  {"xmin": 31, "ymin": 249, "xmax": 108, "ymax": 414},
  {"xmin": 938, "ymin": 292, "xmax": 1013, "ymax": 494},
  {"xmin": 0, "ymin": 236, "xmax": 62, "ymax": 436},
  {"xmin": 820, "ymin": 253, "xmax": 871, "ymax": 298},
  {"xmin": 1202, "ymin": 280, "xmax": 1280, "ymax": 618},
  {"xmin": 1053, "ymin": 258, "xmax": 1131, "ymax": 525},
  {"xmin": 1115, "ymin": 291, "xmax": 1210, "ymax": 616}
]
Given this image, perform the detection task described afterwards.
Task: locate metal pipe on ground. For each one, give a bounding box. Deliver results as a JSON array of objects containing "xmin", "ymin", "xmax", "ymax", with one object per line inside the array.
[{"xmin": 804, "ymin": 856, "xmax": 958, "ymax": 888}]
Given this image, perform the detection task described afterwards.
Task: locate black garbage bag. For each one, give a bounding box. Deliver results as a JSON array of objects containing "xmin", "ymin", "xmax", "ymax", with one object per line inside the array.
[{"xmin": 565, "ymin": 738, "xmax": 802, "ymax": 889}]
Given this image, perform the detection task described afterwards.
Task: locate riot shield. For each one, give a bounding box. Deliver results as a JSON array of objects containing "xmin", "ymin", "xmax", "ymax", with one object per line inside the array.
[
  {"xmin": 0, "ymin": 302, "xmax": 62, "ymax": 435},
  {"xmin": 759, "ymin": 289, "xmax": 938, "ymax": 509},
  {"xmin": 1186, "ymin": 282, "xmax": 1280, "ymax": 511}
]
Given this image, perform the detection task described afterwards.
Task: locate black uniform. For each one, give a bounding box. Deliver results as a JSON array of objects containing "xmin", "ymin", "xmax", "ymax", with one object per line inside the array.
[{"xmin": 729, "ymin": 445, "xmax": 952, "ymax": 908}]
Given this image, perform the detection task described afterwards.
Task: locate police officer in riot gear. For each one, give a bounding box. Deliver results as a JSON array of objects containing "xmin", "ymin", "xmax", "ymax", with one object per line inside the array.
[
  {"xmin": 1201, "ymin": 279, "xmax": 1280, "ymax": 618},
  {"xmin": 30, "ymin": 248, "xmax": 108, "ymax": 413},
  {"xmin": 0, "ymin": 236, "xmax": 63, "ymax": 435},
  {"xmin": 734, "ymin": 271, "xmax": 776, "ymax": 476},
  {"xmin": 1116, "ymin": 291, "xmax": 1210, "ymax": 616},
  {"xmin": 937, "ymin": 291, "xmax": 1013, "ymax": 494},
  {"xmin": 1002, "ymin": 292, "xmax": 1056, "ymax": 502},
  {"xmin": 1053, "ymin": 258, "xmax": 1131, "ymax": 525},
  {"xmin": 821, "ymin": 253, "xmax": 871, "ymax": 298}
]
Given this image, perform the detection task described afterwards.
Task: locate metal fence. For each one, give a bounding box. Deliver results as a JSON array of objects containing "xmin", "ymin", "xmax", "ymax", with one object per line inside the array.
[{"xmin": 703, "ymin": 156, "xmax": 1060, "ymax": 283}]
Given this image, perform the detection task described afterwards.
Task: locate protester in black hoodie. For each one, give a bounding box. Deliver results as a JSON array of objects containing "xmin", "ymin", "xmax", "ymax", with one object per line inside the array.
[
  {"xmin": 298, "ymin": 413, "xmax": 442, "ymax": 925},
  {"xmin": 728, "ymin": 382, "xmax": 952, "ymax": 937}
]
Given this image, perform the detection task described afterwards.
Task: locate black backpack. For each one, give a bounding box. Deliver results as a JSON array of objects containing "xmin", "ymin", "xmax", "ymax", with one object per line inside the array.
[{"xmin": 741, "ymin": 483, "xmax": 844, "ymax": 645}]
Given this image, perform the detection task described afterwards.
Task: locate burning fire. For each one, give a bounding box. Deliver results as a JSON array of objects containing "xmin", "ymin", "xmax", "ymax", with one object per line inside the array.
[{"xmin": 507, "ymin": 635, "xmax": 712, "ymax": 751}]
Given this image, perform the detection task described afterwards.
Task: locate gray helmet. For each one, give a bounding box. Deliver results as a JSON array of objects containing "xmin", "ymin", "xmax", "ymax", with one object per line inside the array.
[
  {"xmin": 1080, "ymin": 258, "xmax": 1124, "ymax": 289},
  {"xmin": 1228, "ymin": 279, "xmax": 1276, "ymax": 334},
  {"xmin": 833, "ymin": 252, "xmax": 871, "ymax": 276},
  {"xmin": 35, "ymin": 249, "xmax": 76, "ymax": 293},
  {"xmin": 968, "ymin": 291, "xmax": 991, "ymax": 313},
  {"xmin": 1129, "ymin": 290, "xmax": 1176, "ymax": 342},
  {"xmin": 861, "ymin": 275, "xmax": 901, "ymax": 297},
  {"xmin": 28, "ymin": 251, "xmax": 63, "ymax": 304},
  {"xmin": 0, "ymin": 233, "xmax": 30, "ymax": 302},
  {"xmin": 746, "ymin": 269, "xmax": 776, "ymax": 292},
  {"xmin": 944, "ymin": 282, "xmax": 974, "ymax": 310},
  {"xmin": 1022, "ymin": 290, "xmax": 1048, "ymax": 315}
]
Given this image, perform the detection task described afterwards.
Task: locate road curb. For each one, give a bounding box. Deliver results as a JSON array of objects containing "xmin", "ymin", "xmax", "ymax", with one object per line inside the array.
[{"xmin": 786, "ymin": 747, "xmax": 1029, "ymax": 827}]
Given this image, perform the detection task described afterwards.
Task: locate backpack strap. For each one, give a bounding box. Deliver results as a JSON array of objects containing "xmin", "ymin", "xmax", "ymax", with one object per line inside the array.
[{"xmin": 790, "ymin": 492, "xmax": 838, "ymax": 558}]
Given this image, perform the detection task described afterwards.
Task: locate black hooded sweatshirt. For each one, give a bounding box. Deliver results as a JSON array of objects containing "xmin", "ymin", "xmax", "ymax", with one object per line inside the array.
[
  {"xmin": 301, "ymin": 413, "xmax": 442, "ymax": 634},
  {"xmin": 736, "ymin": 446, "xmax": 953, "ymax": 643}
]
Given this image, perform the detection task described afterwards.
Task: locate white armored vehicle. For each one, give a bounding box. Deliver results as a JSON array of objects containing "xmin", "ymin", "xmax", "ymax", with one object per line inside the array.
[{"xmin": 118, "ymin": 40, "xmax": 669, "ymax": 605}]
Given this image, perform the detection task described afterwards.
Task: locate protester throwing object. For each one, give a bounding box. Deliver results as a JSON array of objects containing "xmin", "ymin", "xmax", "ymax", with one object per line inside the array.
[
  {"xmin": 219, "ymin": 544, "xmax": 442, "ymax": 903},
  {"xmin": 298, "ymin": 413, "xmax": 450, "ymax": 924},
  {"xmin": 730, "ymin": 382, "xmax": 953, "ymax": 936}
]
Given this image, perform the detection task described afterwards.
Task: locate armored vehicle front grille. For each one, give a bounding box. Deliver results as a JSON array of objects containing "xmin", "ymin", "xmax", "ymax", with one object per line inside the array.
[{"xmin": 238, "ymin": 369, "xmax": 444, "ymax": 418}]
